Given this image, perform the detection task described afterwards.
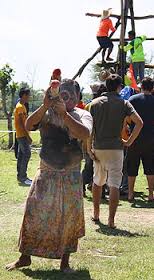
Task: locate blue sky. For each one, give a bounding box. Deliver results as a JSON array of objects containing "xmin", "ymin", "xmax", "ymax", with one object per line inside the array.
[{"xmin": 0, "ymin": 0, "xmax": 154, "ymax": 91}]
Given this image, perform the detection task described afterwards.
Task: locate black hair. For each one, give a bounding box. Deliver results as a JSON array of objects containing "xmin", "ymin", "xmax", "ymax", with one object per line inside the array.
[
  {"xmin": 19, "ymin": 87, "xmax": 30, "ymax": 98},
  {"xmin": 79, "ymin": 91, "xmax": 83, "ymax": 101},
  {"xmin": 74, "ymin": 81, "xmax": 80, "ymax": 95},
  {"xmin": 128, "ymin": 30, "xmax": 136, "ymax": 37},
  {"xmin": 61, "ymin": 79, "xmax": 80, "ymax": 95},
  {"xmin": 141, "ymin": 77, "xmax": 154, "ymax": 92},
  {"xmin": 93, "ymin": 84, "xmax": 107, "ymax": 99},
  {"xmin": 106, "ymin": 74, "xmax": 122, "ymax": 92}
]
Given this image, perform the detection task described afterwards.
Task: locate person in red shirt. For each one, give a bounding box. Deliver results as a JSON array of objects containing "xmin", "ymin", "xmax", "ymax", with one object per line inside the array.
[
  {"xmin": 96, "ymin": 9, "xmax": 116, "ymax": 62},
  {"xmin": 76, "ymin": 91, "xmax": 86, "ymax": 109}
]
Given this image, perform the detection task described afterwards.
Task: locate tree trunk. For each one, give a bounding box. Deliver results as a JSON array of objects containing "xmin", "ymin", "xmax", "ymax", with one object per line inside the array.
[{"xmin": 7, "ymin": 114, "xmax": 13, "ymax": 148}]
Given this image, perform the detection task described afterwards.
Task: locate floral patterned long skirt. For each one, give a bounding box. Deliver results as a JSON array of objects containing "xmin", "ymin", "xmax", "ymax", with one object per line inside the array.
[{"xmin": 18, "ymin": 160, "xmax": 85, "ymax": 259}]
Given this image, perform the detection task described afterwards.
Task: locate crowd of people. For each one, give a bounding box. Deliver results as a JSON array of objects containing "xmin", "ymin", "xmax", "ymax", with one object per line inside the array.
[
  {"xmin": 6, "ymin": 67, "xmax": 154, "ymax": 273},
  {"xmin": 5, "ymin": 8, "xmax": 154, "ymax": 273}
]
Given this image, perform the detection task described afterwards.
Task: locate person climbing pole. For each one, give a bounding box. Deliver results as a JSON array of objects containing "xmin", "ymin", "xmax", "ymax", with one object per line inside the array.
[
  {"xmin": 96, "ymin": 8, "xmax": 116, "ymax": 62},
  {"xmin": 124, "ymin": 31, "xmax": 147, "ymax": 82}
]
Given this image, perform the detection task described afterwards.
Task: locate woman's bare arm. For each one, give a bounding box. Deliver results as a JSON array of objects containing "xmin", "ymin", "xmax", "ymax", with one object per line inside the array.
[
  {"xmin": 64, "ymin": 113, "xmax": 90, "ymax": 140},
  {"xmin": 25, "ymin": 90, "xmax": 53, "ymax": 131},
  {"xmin": 54, "ymin": 99, "xmax": 91, "ymax": 140}
]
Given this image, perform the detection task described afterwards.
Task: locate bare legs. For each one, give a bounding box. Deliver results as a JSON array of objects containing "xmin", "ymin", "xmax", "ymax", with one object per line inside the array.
[
  {"xmin": 108, "ymin": 187, "xmax": 119, "ymax": 228},
  {"xmin": 128, "ymin": 176, "xmax": 136, "ymax": 201},
  {"xmin": 102, "ymin": 46, "xmax": 114, "ymax": 63},
  {"xmin": 92, "ymin": 184, "xmax": 119, "ymax": 227},
  {"xmin": 60, "ymin": 253, "xmax": 75, "ymax": 273},
  {"xmin": 128, "ymin": 175, "xmax": 154, "ymax": 201},
  {"xmin": 146, "ymin": 175, "xmax": 154, "ymax": 201},
  {"xmin": 6, "ymin": 253, "xmax": 74, "ymax": 273},
  {"xmin": 6, "ymin": 254, "xmax": 31, "ymax": 271},
  {"xmin": 106, "ymin": 46, "xmax": 114, "ymax": 61},
  {"xmin": 92, "ymin": 183, "xmax": 102, "ymax": 220},
  {"xmin": 102, "ymin": 48, "xmax": 107, "ymax": 62}
]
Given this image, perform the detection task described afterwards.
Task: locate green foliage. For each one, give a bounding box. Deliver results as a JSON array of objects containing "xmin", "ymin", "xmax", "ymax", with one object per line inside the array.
[
  {"xmin": 0, "ymin": 119, "xmax": 40, "ymax": 149},
  {"xmin": 0, "ymin": 64, "xmax": 19, "ymax": 116},
  {"xmin": 89, "ymin": 63, "xmax": 102, "ymax": 83},
  {"xmin": 0, "ymin": 64, "xmax": 14, "ymax": 90}
]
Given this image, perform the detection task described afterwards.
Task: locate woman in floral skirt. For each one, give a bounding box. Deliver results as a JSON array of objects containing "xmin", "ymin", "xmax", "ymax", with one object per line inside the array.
[{"xmin": 6, "ymin": 79, "xmax": 92, "ymax": 273}]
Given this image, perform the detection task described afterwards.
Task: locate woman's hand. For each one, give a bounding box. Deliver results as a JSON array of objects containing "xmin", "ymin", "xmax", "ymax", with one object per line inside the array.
[
  {"xmin": 43, "ymin": 88, "xmax": 54, "ymax": 109},
  {"xmin": 53, "ymin": 98, "xmax": 67, "ymax": 118}
]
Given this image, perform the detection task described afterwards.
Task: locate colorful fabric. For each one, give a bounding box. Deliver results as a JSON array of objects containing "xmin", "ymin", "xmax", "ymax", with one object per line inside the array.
[
  {"xmin": 120, "ymin": 86, "xmax": 134, "ymax": 100},
  {"xmin": 97, "ymin": 18, "xmax": 116, "ymax": 37},
  {"xmin": 124, "ymin": 35, "xmax": 146, "ymax": 63},
  {"xmin": 125, "ymin": 64, "xmax": 138, "ymax": 90},
  {"xmin": 14, "ymin": 102, "xmax": 28, "ymax": 138},
  {"xmin": 76, "ymin": 101, "xmax": 86, "ymax": 109},
  {"xmin": 19, "ymin": 160, "xmax": 85, "ymax": 259}
]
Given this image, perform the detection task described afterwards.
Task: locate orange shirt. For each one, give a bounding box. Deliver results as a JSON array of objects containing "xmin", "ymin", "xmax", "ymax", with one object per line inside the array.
[
  {"xmin": 14, "ymin": 102, "xmax": 28, "ymax": 138},
  {"xmin": 97, "ymin": 18, "xmax": 116, "ymax": 37},
  {"xmin": 121, "ymin": 117, "xmax": 131, "ymax": 140}
]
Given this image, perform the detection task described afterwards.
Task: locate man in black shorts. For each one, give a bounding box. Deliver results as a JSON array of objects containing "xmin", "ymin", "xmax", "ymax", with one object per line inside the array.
[
  {"xmin": 127, "ymin": 77, "xmax": 154, "ymax": 201},
  {"xmin": 96, "ymin": 9, "xmax": 116, "ymax": 62}
]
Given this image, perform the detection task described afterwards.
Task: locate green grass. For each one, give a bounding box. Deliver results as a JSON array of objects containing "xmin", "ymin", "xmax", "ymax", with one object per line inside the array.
[
  {"xmin": 0, "ymin": 119, "xmax": 40, "ymax": 149},
  {"xmin": 0, "ymin": 150, "xmax": 154, "ymax": 280}
]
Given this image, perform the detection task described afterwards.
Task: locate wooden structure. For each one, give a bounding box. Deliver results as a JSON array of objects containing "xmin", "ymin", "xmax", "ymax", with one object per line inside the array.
[{"xmin": 72, "ymin": 0, "xmax": 154, "ymax": 81}]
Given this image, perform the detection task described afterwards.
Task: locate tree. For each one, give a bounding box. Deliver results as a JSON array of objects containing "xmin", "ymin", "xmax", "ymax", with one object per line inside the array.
[{"xmin": 0, "ymin": 64, "xmax": 19, "ymax": 148}]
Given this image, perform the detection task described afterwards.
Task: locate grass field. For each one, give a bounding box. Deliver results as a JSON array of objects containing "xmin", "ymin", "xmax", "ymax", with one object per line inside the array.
[
  {"xmin": 0, "ymin": 150, "xmax": 154, "ymax": 280},
  {"xmin": 0, "ymin": 119, "xmax": 40, "ymax": 149}
]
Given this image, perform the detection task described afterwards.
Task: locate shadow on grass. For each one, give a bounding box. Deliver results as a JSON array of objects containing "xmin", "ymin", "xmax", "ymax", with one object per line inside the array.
[
  {"xmin": 131, "ymin": 199, "xmax": 154, "ymax": 209},
  {"xmin": 22, "ymin": 268, "xmax": 93, "ymax": 280},
  {"xmin": 0, "ymin": 190, "xmax": 8, "ymax": 197},
  {"xmin": 18, "ymin": 182, "xmax": 31, "ymax": 187},
  {"xmin": 96, "ymin": 223, "xmax": 147, "ymax": 237},
  {"xmin": 120, "ymin": 191, "xmax": 145, "ymax": 201}
]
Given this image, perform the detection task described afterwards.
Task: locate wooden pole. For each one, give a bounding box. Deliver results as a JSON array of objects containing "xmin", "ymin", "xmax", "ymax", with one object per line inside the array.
[
  {"xmin": 119, "ymin": 0, "xmax": 125, "ymax": 82},
  {"xmin": 111, "ymin": 37, "xmax": 154, "ymax": 42},
  {"xmin": 116, "ymin": 0, "xmax": 128, "ymax": 74},
  {"xmin": 72, "ymin": 18, "xmax": 121, "ymax": 80},
  {"xmin": 96, "ymin": 61, "xmax": 154, "ymax": 69},
  {"xmin": 86, "ymin": 13, "xmax": 154, "ymax": 20},
  {"xmin": 129, "ymin": 0, "xmax": 135, "ymax": 32}
]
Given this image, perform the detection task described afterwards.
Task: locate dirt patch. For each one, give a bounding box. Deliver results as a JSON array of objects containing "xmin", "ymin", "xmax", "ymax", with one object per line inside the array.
[{"xmin": 117, "ymin": 209, "xmax": 154, "ymax": 227}]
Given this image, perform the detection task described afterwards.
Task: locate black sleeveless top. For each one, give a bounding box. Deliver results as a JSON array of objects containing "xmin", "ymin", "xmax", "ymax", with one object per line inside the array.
[{"xmin": 40, "ymin": 123, "xmax": 82, "ymax": 169}]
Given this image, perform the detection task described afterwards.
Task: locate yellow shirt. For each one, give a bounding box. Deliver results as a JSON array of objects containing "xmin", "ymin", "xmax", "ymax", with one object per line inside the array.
[
  {"xmin": 85, "ymin": 102, "xmax": 92, "ymax": 112},
  {"xmin": 14, "ymin": 102, "xmax": 27, "ymax": 138}
]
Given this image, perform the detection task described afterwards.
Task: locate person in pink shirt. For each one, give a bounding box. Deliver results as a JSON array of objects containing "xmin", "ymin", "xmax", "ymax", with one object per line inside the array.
[{"xmin": 96, "ymin": 9, "xmax": 116, "ymax": 62}]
